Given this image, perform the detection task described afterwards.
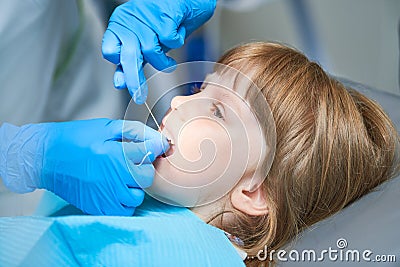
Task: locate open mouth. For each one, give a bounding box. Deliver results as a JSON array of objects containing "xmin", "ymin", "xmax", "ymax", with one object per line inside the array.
[
  {"xmin": 158, "ymin": 123, "xmax": 175, "ymax": 158},
  {"xmin": 161, "ymin": 142, "xmax": 175, "ymax": 158}
]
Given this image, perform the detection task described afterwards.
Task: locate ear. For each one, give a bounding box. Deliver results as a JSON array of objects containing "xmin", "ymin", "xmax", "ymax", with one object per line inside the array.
[{"xmin": 230, "ymin": 179, "xmax": 269, "ymax": 216}]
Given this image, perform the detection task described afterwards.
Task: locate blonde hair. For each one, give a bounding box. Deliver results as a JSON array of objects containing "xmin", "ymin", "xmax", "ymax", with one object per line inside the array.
[{"xmin": 214, "ymin": 42, "xmax": 400, "ymax": 266}]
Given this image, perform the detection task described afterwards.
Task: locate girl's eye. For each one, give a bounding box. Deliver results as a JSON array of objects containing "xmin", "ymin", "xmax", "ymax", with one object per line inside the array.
[{"xmin": 213, "ymin": 104, "xmax": 224, "ymax": 119}]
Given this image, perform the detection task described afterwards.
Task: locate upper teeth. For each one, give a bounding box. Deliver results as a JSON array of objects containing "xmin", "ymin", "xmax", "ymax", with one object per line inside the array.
[{"xmin": 162, "ymin": 129, "xmax": 175, "ymax": 145}]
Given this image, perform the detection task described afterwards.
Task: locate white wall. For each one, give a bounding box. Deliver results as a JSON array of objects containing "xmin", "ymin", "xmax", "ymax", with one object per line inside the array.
[{"xmin": 216, "ymin": 0, "xmax": 400, "ymax": 94}]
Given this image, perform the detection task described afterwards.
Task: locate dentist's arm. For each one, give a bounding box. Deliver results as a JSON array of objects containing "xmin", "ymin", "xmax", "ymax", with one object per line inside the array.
[
  {"xmin": 0, "ymin": 119, "xmax": 169, "ymax": 216},
  {"xmin": 102, "ymin": 0, "xmax": 217, "ymax": 104}
]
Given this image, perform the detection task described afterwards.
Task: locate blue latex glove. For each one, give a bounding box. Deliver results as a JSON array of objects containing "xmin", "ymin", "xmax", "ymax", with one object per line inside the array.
[
  {"xmin": 102, "ymin": 0, "xmax": 217, "ymax": 104},
  {"xmin": 0, "ymin": 119, "xmax": 169, "ymax": 216}
]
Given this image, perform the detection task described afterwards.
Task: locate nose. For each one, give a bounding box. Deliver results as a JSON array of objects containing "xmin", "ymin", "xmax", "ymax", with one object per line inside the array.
[{"xmin": 170, "ymin": 95, "xmax": 186, "ymax": 110}]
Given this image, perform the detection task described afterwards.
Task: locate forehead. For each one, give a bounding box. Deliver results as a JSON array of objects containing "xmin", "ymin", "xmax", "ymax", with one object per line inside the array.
[{"xmin": 204, "ymin": 70, "xmax": 254, "ymax": 96}]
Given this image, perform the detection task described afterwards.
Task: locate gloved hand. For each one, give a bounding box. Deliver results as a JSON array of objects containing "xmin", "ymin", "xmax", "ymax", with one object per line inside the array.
[
  {"xmin": 102, "ymin": 0, "xmax": 217, "ymax": 104},
  {"xmin": 0, "ymin": 119, "xmax": 169, "ymax": 216}
]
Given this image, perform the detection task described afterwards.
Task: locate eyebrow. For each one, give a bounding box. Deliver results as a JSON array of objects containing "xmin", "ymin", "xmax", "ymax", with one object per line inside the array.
[
  {"xmin": 216, "ymin": 88, "xmax": 244, "ymax": 119},
  {"xmin": 203, "ymin": 73, "xmax": 245, "ymax": 118}
]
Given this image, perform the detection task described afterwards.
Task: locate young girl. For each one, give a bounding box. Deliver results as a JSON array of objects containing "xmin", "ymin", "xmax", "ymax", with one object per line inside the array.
[
  {"xmin": 1, "ymin": 42, "xmax": 398, "ymax": 267},
  {"xmin": 148, "ymin": 42, "xmax": 400, "ymax": 266}
]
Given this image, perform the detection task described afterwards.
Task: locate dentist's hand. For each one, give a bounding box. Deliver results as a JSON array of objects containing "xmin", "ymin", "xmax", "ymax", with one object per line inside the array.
[
  {"xmin": 102, "ymin": 0, "xmax": 217, "ymax": 104},
  {"xmin": 0, "ymin": 119, "xmax": 169, "ymax": 216}
]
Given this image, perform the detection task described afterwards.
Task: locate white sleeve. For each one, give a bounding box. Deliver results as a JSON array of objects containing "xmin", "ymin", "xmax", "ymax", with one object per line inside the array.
[
  {"xmin": 0, "ymin": 0, "xmax": 124, "ymax": 126},
  {"xmin": 0, "ymin": 0, "xmax": 71, "ymax": 125}
]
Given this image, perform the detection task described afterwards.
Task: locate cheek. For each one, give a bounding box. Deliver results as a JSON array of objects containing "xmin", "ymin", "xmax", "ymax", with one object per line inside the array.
[
  {"xmin": 178, "ymin": 119, "xmax": 231, "ymax": 163},
  {"xmin": 150, "ymin": 118, "xmax": 253, "ymax": 207},
  {"xmin": 155, "ymin": 118, "xmax": 233, "ymax": 189}
]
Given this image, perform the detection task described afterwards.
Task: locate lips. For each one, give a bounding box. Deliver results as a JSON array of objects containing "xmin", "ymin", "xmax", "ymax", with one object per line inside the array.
[
  {"xmin": 158, "ymin": 122, "xmax": 175, "ymax": 158},
  {"xmin": 164, "ymin": 142, "xmax": 175, "ymax": 157}
]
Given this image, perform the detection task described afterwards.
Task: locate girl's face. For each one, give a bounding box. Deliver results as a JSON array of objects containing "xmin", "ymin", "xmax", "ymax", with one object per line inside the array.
[{"xmin": 148, "ymin": 73, "xmax": 267, "ymax": 207}]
